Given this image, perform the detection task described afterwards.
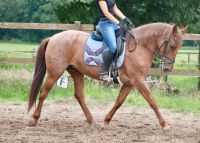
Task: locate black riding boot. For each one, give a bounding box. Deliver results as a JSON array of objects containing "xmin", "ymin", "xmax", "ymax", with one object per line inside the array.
[{"xmin": 99, "ymin": 49, "xmax": 114, "ymax": 80}]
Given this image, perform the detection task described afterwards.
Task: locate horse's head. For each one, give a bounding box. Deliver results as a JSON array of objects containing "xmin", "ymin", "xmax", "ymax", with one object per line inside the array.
[{"xmin": 158, "ymin": 24, "xmax": 188, "ymax": 72}]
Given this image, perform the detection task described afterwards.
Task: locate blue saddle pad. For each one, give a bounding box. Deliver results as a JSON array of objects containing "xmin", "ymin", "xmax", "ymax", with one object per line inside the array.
[{"xmin": 84, "ymin": 36, "xmax": 125, "ymax": 68}]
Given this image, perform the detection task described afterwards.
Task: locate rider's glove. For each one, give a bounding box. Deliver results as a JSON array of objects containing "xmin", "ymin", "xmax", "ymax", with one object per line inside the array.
[
  {"xmin": 118, "ymin": 21, "xmax": 127, "ymax": 31},
  {"xmin": 124, "ymin": 17, "xmax": 134, "ymax": 28}
]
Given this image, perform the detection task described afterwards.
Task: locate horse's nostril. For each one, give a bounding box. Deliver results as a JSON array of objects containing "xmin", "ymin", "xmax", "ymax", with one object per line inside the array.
[{"xmin": 163, "ymin": 67, "xmax": 169, "ymax": 72}]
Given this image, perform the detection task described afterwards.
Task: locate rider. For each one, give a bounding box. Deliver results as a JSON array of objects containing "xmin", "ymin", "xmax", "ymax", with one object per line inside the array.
[{"xmin": 96, "ymin": 0, "xmax": 134, "ymax": 80}]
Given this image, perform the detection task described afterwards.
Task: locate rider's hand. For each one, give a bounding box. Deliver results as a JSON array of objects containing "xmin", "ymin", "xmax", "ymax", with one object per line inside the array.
[
  {"xmin": 118, "ymin": 21, "xmax": 127, "ymax": 31},
  {"xmin": 124, "ymin": 17, "xmax": 135, "ymax": 28}
]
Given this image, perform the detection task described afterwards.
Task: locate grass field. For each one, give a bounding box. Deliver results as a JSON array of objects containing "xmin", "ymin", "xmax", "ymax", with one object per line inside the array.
[
  {"xmin": 0, "ymin": 42, "xmax": 38, "ymax": 58},
  {"xmin": 0, "ymin": 42, "xmax": 199, "ymax": 69},
  {"xmin": 0, "ymin": 71, "xmax": 200, "ymax": 114},
  {"xmin": 175, "ymin": 49, "xmax": 199, "ymax": 70},
  {"xmin": 0, "ymin": 42, "xmax": 200, "ymax": 114}
]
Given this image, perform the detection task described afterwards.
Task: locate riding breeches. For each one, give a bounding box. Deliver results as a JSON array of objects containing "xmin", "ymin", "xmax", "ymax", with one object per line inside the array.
[{"xmin": 97, "ymin": 19, "xmax": 120, "ymax": 54}]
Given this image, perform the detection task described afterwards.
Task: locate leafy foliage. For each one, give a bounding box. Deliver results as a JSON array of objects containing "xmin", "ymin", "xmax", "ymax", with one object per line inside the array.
[
  {"xmin": 0, "ymin": 0, "xmax": 199, "ymax": 42},
  {"xmin": 53, "ymin": 0, "xmax": 97, "ymax": 24},
  {"xmin": 117, "ymin": 0, "xmax": 200, "ymax": 27}
]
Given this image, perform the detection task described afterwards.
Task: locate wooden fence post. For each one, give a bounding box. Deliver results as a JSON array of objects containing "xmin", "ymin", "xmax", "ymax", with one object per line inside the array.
[{"xmin": 74, "ymin": 21, "xmax": 81, "ymax": 30}]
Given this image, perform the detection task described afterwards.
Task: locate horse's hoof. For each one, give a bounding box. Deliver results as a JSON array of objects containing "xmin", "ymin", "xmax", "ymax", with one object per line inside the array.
[
  {"xmin": 103, "ymin": 121, "xmax": 109, "ymax": 128},
  {"xmin": 90, "ymin": 122, "xmax": 102, "ymax": 130},
  {"xmin": 100, "ymin": 122, "xmax": 110, "ymax": 130},
  {"xmin": 27, "ymin": 119, "xmax": 37, "ymax": 127},
  {"xmin": 163, "ymin": 124, "xmax": 170, "ymax": 130},
  {"xmin": 85, "ymin": 119, "xmax": 95, "ymax": 125}
]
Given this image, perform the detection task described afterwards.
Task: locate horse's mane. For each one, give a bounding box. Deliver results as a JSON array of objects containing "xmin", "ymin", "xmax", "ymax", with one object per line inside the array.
[{"xmin": 132, "ymin": 23, "xmax": 174, "ymax": 44}]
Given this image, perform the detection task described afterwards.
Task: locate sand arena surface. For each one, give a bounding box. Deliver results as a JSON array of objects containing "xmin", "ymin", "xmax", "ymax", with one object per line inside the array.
[{"xmin": 0, "ymin": 99, "xmax": 200, "ymax": 143}]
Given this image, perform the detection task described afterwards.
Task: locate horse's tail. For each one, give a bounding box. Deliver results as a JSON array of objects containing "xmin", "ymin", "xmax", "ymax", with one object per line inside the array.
[{"xmin": 28, "ymin": 37, "xmax": 50, "ymax": 112}]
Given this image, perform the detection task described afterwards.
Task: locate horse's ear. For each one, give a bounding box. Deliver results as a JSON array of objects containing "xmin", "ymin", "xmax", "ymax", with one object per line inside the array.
[
  {"xmin": 181, "ymin": 25, "xmax": 188, "ymax": 36},
  {"xmin": 172, "ymin": 24, "xmax": 178, "ymax": 35}
]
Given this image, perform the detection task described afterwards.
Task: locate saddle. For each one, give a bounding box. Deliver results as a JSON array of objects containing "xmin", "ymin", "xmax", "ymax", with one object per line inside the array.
[
  {"xmin": 91, "ymin": 28, "xmax": 126, "ymax": 83},
  {"xmin": 91, "ymin": 28, "xmax": 126, "ymax": 59}
]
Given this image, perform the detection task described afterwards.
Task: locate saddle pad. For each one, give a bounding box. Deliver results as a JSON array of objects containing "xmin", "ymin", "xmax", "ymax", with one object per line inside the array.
[{"xmin": 84, "ymin": 36, "xmax": 125, "ymax": 68}]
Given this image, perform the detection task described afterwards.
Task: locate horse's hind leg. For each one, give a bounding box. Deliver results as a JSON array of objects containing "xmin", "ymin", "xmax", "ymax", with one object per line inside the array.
[
  {"xmin": 29, "ymin": 73, "xmax": 62, "ymax": 126},
  {"xmin": 136, "ymin": 80, "xmax": 170, "ymax": 129},
  {"xmin": 68, "ymin": 68, "xmax": 94, "ymax": 124},
  {"xmin": 104, "ymin": 84, "xmax": 133, "ymax": 126}
]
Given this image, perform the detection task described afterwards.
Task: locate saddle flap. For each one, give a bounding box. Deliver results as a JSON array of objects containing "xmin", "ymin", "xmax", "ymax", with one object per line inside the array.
[
  {"xmin": 84, "ymin": 36, "xmax": 125, "ymax": 68},
  {"xmin": 113, "ymin": 30, "xmax": 126, "ymax": 61}
]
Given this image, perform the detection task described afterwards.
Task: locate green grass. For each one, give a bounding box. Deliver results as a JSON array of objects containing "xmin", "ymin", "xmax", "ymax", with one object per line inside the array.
[
  {"xmin": 0, "ymin": 42, "xmax": 38, "ymax": 58},
  {"xmin": 0, "ymin": 78, "xmax": 73, "ymax": 102},
  {"xmin": 175, "ymin": 49, "xmax": 199, "ymax": 70},
  {"xmin": 85, "ymin": 77, "xmax": 200, "ymax": 114},
  {"xmin": 126, "ymin": 92, "xmax": 200, "ymax": 114},
  {"xmin": 0, "ymin": 43, "xmax": 199, "ymax": 69},
  {"xmin": 0, "ymin": 77, "xmax": 199, "ymax": 114},
  {"xmin": 168, "ymin": 76, "xmax": 198, "ymax": 93},
  {"xmin": 0, "ymin": 42, "xmax": 200, "ymax": 114},
  {"xmin": 0, "ymin": 43, "xmax": 38, "ymax": 69}
]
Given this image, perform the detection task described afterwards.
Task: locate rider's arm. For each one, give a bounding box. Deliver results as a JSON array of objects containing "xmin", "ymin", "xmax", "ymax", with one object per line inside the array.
[
  {"xmin": 113, "ymin": 4, "xmax": 126, "ymax": 20},
  {"xmin": 98, "ymin": 1, "xmax": 120, "ymax": 24}
]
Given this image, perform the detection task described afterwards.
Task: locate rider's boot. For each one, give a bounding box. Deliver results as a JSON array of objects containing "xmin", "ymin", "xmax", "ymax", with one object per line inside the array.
[{"xmin": 99, "ymin": 49, "xmax": 114, "ymax": 80}]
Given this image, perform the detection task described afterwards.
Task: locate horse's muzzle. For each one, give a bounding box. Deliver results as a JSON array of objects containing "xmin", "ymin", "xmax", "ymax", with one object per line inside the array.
[
  {"xmin": 160, "ymin": 62, "xmax": 171, "ymax": 72},
  {"xmin": 163, "ymin": 66, "xmax": 170, "ymax": 72}
]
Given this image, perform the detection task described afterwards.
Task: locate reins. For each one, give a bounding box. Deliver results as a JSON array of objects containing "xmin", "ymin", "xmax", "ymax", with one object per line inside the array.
[{"xmin": 125, "ymin": 29, "xmax": 137, "ymax": 52}]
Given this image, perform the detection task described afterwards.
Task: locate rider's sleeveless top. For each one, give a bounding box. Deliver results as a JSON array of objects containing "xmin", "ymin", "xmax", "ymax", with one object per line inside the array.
[{"xmin": 96, "ymin": 0, "xmax": 116, "ymax": 18}]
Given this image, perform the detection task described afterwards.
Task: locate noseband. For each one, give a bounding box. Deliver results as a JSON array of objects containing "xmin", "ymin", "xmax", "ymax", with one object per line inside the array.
[{"xmin": 145, "ymin": 34, "xmax": 175, "ymax": 65}]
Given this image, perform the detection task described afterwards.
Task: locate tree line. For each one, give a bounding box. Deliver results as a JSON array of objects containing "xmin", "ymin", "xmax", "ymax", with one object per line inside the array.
[{"xmin": 0, "ymin": 0, "xmax": 199, "ymax": 43}]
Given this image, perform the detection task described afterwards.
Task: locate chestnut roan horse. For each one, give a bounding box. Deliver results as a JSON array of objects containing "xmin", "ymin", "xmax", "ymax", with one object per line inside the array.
[{"xmin": 28, "ymin": 23, "xmax": 187, "ymax": 129}]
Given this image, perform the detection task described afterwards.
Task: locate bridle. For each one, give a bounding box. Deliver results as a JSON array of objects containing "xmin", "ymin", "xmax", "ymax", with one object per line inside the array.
[
  {"xmin": 147, "ymin": 34, "xmax": 175, "ymax": 65},
  {"xmin": 126, "ymin": 30, "xmax": 175, "ymax": 65}
]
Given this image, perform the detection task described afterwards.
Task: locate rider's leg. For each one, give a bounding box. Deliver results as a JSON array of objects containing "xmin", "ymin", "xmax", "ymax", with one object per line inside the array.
[{"xmin": 98, "ymin": 21, "xmax": 117, "ymax": 80}]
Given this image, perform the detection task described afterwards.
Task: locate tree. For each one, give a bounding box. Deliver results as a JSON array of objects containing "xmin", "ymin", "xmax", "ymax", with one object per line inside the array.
[
  {"xmin": 0, "ymin": 0, "xmax": 25, "ymax": 22},
  {"xmin": 0, "ymin": 0, "xmax": 200, "ymax": 42},
  {"xmin": 53, "ymin": 0, "xmax": 97, "ymax": 24},
  {"xmin": 53, "ymin": 0, "xmax": 200, "ymax": 33},
  {"xmin": 0, "ymin": 0, "xmax": 59, "ymax": 42},
  {"xmin": 117, "ymin": 0, "xmax": 200, "ymax": 28}
]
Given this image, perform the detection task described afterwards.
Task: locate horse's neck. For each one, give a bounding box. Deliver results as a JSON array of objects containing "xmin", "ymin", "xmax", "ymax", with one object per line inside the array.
[
  {"xmin": 134, "ymin": 23, "xmax": 170, "ymax": 48},
  {"xmin": 132, "ymin": 26, "xmax": 168, "ymax": 67},
  {"xmin": 144, "ymin": 35, "xmax": 162, "ymax": 66}
]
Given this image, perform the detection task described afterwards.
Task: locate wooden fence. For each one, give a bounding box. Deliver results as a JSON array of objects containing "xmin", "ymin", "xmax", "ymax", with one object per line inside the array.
[
  {"xmin": 0, "ymin": 21, "xmax": 94, "ymax": 32},
  {"xmin": 0, "ymin": 22, "xmax": 200, "ymax": 89}
]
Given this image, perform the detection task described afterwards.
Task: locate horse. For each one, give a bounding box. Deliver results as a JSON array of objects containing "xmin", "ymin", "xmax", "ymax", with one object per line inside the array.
[{"xmin": 28, "ymin": 22, "xmax": 188, "ymax": 129}]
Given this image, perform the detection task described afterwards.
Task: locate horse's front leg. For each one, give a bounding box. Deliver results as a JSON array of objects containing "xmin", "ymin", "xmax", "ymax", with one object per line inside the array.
[
  {"xmin": 136, "ymin": 79, "xmax": 170, "ymax": 129},
  {"xmin": 104, "ymin": 84, "xmax": 133, "ymax": 126}
]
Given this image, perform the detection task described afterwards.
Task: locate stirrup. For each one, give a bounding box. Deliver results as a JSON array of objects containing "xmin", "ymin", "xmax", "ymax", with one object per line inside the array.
[{"xmin": 99, "ymin": 72, "xmax": 111, "ymax": 81}]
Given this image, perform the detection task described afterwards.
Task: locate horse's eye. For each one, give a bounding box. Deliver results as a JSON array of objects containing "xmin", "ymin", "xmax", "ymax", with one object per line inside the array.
[{"xmin": 170, "ymin": 45, "xmax": 176, "ymax": 49}]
